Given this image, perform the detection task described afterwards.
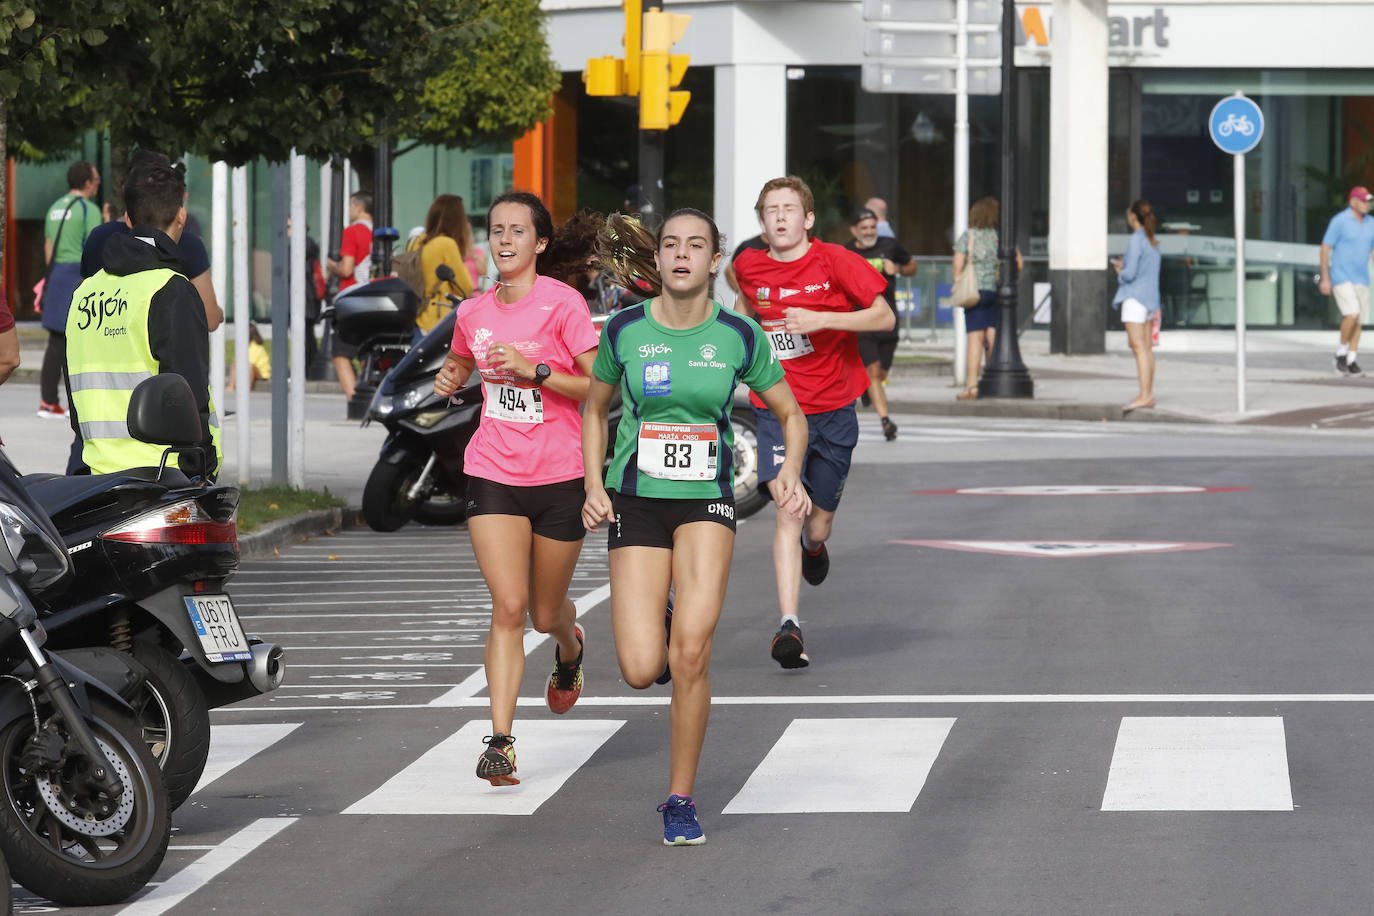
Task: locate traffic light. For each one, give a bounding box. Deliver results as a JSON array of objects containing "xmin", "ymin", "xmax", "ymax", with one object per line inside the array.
[
  {"xmin": 583, "ymin": 0, "xmax": 641, "ymax": 98},
  {"xmin": 639, "ymin": 8, "xmax": 691, "ymax": 130},
  {"xmin": 584, "ymin": 56, "xmax": 624, "ymax": 96}
]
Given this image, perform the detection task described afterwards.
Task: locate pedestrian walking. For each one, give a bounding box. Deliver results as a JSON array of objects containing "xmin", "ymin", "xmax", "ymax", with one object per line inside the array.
[
  {"xmin": 326, "ymin": 192, "xmax": 374, "ymax": 400},
  {"xmin": 845, "ymin": 206, "xmax": 916, "ymax": 440},
  {"xmin": 1111, "ymin": 199, "xmax": 1163, "ymax": 412},
  {"xmin": 952, "ymin": 197, "xmax": 1022, "ymax": 400},
  {"xmin": 38, "ymin": 161, "xmax": 103, "ymax": 419},
  {"xmin": 732, "ymin": 176, "xmax": 894, "ymax": 670},
  {"xmin": 1319, "ymin": 186, "xmax": 1374, "ymax": 376},
  {"xmin": 405, "ymin": 194, "xmax": 474, "ymax": 335},
  {"xmin": 582, "ymin": 208, "xmax": 810, "ymax": 845},
  {"xmin": 431, "ymin": 191, "xmax": 602, "ymax": 788}
]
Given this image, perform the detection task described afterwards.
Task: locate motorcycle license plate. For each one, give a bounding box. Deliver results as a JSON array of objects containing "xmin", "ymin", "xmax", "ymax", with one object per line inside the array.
[{"xmin": 184, "ymin": 594, "xmax": 253, "ymax": 663}]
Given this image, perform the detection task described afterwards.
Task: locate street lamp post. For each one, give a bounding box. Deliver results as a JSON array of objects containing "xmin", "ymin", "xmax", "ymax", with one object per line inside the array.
[{"xmin": 977, "ymin": 0, "xmax": 1033, "ymax": 399}]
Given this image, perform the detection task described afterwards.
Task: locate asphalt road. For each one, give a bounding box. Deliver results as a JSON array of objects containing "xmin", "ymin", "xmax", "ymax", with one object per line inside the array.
[{"xmin": 14, "ymin": 413, "xmax": 1374, "ymax": 915}]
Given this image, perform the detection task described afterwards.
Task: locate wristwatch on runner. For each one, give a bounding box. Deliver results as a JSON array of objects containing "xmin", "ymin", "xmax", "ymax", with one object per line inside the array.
[{"xmin": 533, "ymin": 363, "xmax": 552, "ymax": 386}]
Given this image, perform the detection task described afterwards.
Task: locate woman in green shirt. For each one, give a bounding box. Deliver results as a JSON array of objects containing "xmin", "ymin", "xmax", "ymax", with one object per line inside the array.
[{"xmin": 582, "ymin": 209, "xmax": 810, "ymax": 846}]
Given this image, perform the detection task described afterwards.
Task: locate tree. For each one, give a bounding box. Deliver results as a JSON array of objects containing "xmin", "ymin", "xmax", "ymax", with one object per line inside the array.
[
  {"xmin": 397, "ymin": 0, "xmax": 562, "ymax": 156},
  {"xmin": 0, "ymin": 2, "xmax": 119, "ymax": 302}
]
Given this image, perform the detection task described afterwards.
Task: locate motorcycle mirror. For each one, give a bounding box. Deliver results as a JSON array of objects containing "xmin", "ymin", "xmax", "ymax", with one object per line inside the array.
[
  {"xmin": 127, "ymin": 375, "xmax": 203, "ymax": 447},
  {"xmin": 435, "ymin": 264, "xmax": 456, "ymax": 283}
]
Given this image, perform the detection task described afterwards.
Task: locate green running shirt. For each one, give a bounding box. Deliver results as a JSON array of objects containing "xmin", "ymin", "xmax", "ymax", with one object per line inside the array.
[{"xmin": 594, "ymin": 300, "xmax": 784, "ymax": 500}]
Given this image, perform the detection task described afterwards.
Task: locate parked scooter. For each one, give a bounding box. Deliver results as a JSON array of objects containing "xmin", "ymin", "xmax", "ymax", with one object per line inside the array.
[
  {"xmin": 357, "ymin": 266, "xmax": 765, "ymax": 532},
  {"xmin": 0, "ymin": 446, "xmax": 171, "ymax": 906},
  {"xmin": 19, "ymin": 376, "xmax": 285, "ymax": 811}
]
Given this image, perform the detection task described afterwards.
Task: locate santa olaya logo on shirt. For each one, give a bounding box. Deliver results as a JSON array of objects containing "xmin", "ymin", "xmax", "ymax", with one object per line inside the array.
[{"xmin": 699, "ymin": 344, "xmax": 717, "ymax": 359}]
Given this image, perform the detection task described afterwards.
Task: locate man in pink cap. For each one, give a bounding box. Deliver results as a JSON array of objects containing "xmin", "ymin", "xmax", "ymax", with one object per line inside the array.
[{"xmin": 1320, "ymin": 186, "xmax": 1374, "ymax": 375}]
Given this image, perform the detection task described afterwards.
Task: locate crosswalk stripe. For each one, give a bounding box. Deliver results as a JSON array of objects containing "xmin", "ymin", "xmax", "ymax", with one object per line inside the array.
[
  {"xmin": 1100, "ymin": 716, "xmax": 1293, "ymax": 812},
  {"xmin": 722, "ymin": 717, "xmax": 956, "ymax": 814},
  {"xmin": 343, "ymin": 719, "xmax": 625, "ymax": 816},
  {"xmin": 193, "ymin": 723, "xmax": 302, "ymax": 795}
]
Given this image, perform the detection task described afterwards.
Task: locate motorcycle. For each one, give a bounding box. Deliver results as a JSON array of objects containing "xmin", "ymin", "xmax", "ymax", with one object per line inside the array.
[
  {"xmin": 19, "ymin": 376, "xmax": 286, "ymax": 811},
  {"xmin": 355, "ymin": 266, "xmax": 766, "ymax": 532},
  {"xmin": 0, "ymin": 445, "xmax": 171, "ymax": 906}
]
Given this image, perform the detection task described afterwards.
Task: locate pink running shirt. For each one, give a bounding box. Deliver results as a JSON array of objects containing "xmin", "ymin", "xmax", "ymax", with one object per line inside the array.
[{"xmin": 450, "ymin": 276, "xmax": 600, "ymax": 487}]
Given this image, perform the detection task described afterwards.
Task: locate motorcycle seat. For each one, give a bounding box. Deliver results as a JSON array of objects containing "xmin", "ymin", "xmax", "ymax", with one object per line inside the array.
[{"xmin": 23, "ymin": 468, "xmax": 194, "ymax": 519}]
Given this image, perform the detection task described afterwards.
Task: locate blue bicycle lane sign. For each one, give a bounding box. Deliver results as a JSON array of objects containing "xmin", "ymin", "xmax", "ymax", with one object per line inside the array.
[{"xmin": 1209, "ymin": 94, "xmax": 1264, "ymax": 155}]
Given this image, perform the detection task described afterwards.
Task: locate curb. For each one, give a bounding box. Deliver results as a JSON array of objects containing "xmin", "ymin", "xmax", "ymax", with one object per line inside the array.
[
  {"xmin": 884, "ymin": 399, "xmax": 1209, "ymax": 424},
  {"xmin": 238, "ymin": 506, "xmax": 364, "ymax": 559}
]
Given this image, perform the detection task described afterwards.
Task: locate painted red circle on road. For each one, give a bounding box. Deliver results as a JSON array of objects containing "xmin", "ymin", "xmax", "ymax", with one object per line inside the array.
[{"xmin": 911, "ymin": 485, "xmax": 1250, "ymax": 496}]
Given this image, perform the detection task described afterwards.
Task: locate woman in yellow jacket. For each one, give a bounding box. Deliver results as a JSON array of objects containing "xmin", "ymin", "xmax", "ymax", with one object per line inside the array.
[{"xmin": 410, "ymin": 194, "xmax": 476, "ymax": 333}]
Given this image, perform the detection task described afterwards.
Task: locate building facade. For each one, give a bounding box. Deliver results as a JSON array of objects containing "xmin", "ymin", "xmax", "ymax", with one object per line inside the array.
[{"xmin": 543, "ymin": 0, "xmax": 1374, "ymax": 335}]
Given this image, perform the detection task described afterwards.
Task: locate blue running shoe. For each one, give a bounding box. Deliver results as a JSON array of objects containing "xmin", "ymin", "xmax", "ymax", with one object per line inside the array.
[{"xmin": 658, "ymin": 794, "xmax": 705, "ymax": 846}]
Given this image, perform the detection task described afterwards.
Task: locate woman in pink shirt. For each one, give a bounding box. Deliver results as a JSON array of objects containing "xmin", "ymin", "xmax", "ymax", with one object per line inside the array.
[{"xmin": 433, "ymin": 191, "xmax": 601, "ymax": 786}]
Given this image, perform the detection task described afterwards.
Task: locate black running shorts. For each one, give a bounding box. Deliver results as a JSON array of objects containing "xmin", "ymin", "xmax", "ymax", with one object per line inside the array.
[
  {"xmin": 857, "ymin": 333, "xmax": 898, "ymax": 371},
  {"xmin": 465, "ymin": 476, "xmax": 586, "ymax": 542},
  {"xmin": 608, "ymin": 491, "xmax": 736, "ymax": 550}
]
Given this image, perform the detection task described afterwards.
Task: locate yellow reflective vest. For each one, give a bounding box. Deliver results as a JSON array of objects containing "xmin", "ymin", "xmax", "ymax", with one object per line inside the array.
[{"xmin": 66, "ymin": 267, "xmax": 222, "ymax": 475}]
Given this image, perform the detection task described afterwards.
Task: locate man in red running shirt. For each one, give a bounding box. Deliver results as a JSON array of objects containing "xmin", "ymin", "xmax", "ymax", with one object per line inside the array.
[
  {"xmin": 325, "ymin": 191, "xmax": 374, "ymax": 400},
  {"xmin": 732, "ymin": 176, "xmax": 894, "ymax": 669}
]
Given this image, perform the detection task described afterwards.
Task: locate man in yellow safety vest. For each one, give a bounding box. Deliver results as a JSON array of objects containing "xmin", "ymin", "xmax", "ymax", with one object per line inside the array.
[{"xmin": 65, "ymin": 161, "xmax": 221, "ymax": 478}]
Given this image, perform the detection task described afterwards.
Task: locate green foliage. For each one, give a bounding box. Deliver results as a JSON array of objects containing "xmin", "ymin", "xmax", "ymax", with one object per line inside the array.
[
  {"xmin": 0, "ymin": 2, "xmax": 123, "ymax": 157},
  {"xmin": 406, "ymin": 0, "xmax": 562, "ymax": 150}
]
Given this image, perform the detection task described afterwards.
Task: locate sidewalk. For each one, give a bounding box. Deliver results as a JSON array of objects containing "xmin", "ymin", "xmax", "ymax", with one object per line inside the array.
[
  {"xmin": 885, "ymin": 329, "xmax": 1374, "ymax": 428},
  {"xmin": 7, "ymin": 328, "xmax": 1374, "ymax": 501}
]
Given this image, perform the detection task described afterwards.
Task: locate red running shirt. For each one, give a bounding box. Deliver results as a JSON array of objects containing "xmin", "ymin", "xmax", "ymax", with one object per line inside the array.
[{"xmin": 732, "ymin": 240, "xmax": 887, "ymax": 414}]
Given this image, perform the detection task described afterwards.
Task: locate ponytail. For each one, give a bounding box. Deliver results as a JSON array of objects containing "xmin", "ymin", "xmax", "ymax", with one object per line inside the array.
[
  {"xmin": 595, "ymin": 208, "xmax": 726, "ymax": 300},
  {"xmin": 1130, "ymin": 199, "xmax": 1157, "ymax": 246},
  {"xmin": 596, "ymin": 212, "xmax": 664, "ymax": 298}
]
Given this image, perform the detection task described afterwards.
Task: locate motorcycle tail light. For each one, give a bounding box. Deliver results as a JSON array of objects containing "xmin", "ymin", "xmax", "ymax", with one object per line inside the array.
[{"xmin": 101, "ymin": 499, "xmax": 239, "ymax": 545}]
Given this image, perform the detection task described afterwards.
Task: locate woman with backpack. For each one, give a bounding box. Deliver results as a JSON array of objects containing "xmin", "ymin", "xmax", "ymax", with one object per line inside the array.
[{"xmin": 407, "ymin": 194, "xmax": 476, "ymax": 334}]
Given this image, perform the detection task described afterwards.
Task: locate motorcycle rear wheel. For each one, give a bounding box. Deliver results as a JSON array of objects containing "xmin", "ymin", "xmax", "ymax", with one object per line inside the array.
[
  {"xmin": 129, "ymin": 644, "xmax": 211, "ymax": 811},
  {"xmin": 730, "ymin": 406, "xmax": 766, "ymax": 520},
  {"xmin": 0, "ymin": 698, "xmax": 171, "ymax": 906}
]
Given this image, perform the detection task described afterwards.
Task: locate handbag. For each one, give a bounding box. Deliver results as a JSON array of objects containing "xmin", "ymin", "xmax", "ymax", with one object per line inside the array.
[
  {"xmin": 35, "ymin": 196, "xmax": 80, "ymax": 313},
  {"xmin": 951, "ymin": 259, "xmax": 981, "ymax": 309}
]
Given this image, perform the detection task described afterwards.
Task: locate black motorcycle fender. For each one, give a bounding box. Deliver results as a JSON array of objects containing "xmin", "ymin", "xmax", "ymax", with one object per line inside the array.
[
  {"xmin": 0, "ymin": 653, "xmax": 135, "ymax": 731},
  {"xmin": 137, "ymin": 587, "xmax": 246, "ymax": 685}
]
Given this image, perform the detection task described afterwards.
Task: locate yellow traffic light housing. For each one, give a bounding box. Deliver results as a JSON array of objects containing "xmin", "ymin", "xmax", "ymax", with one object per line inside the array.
[
  {"xmin": 639, "ymin": 8, "xmax": 691, "ymax": 130},
  {"xmin": 584, "ymin": 56, "xmax": 625, "ymax": 97}
]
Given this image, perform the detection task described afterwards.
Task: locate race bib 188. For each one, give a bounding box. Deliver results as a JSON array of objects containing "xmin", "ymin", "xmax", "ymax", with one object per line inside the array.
[
  {"xmin": 483, "ymin": 379, "xmax": 544, "ymax": 424},
  {"xmin": 637, "ymin": 422, "xmax": 719, "ymax": 481},
  {"xmin": 761, "ymin": 318, "xmax": 814, "ymax": 360}
]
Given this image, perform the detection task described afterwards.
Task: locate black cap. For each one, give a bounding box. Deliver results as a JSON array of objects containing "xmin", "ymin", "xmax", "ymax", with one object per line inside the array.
[{"xmin": 852, "ymin": 207, "xmax": 878, "ymax": 225}]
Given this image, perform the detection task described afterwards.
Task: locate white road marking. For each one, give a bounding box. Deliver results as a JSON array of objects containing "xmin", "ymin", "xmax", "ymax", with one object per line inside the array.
[
  {"xmin": 116, "ymin": 817, "xmax": 297, "ymax": 915},
  {"xmin": 1101, "ymin": 716, "xmax": 1293, "ymax": 811},
  {"xmin": 343, "ymin": 719, "xmax": 624, "ymax": 816},
  {"xmin": 724, "ymin": 717, "xmax": 955, "ymax": 814},
  {"xmin": 428, "ymin": 583, "xmax": 611, "ymax": 706},
  {"xmin": 239, "ymin": 611, "xmax": 492, "ymax": 620},
  {"xmin": 895, "ymin": 539, "xmax": 1231, "ymax": 558},
  {"xmin": 193, "ymin": 723, "xmax": 302, "ymax": 794},
  {"xmin": 234, "ymin": 599, "xmax": 489, "ymax": 608},
  {"xmin": 214, "ymin": 692, "xmax": 1374, "ymax": 713}
]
